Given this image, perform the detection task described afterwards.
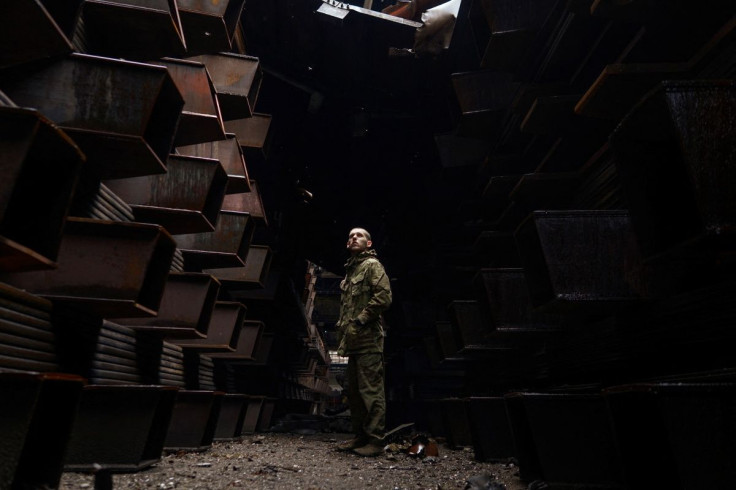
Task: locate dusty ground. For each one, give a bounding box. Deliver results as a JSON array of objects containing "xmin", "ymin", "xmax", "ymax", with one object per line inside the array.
[{"xmin": 59, "ymin": 432, "xmax": 526, "ymax": 490}]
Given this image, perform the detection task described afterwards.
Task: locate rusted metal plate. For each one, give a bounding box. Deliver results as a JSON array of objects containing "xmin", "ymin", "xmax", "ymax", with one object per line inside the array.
[
  {"xmin": 514, "ymin": 210, "xmax": 645, "ymax": 313},
  {"xmin": 176, "ymin": 211, "xmax": 255, "ymax": 270},
  {"xmin": 467, "ymin": 397, "xmax": 515, "ymax": 462},
  {"xmin": 448, "ymin": 300, "xmax": 492, "ymax": 350},
  {"xmin": 210, "ymin": 319, "xmax": 263, "ymax": 360},
  {"xmin": 221, "ymin": 181, "xmax": 268, "ymax": 226},
  {"xmin": 164, "ymin": 390, "xmax": 224, "ymax": 451},
  {"xmin": 441, "ymin": 398, "xmax": 473, "ymax": 449},
  {"xmin": 156, "ymin": 58, "xmax": 226, "ymax": 146},
  {"xmin": 37, "ymin": 0, "xmax": 84, "ymax": 37},
  {"xmin": 76, "ymin": 0, "xmax": 186, "ymax": 60},
  {"xmin": 224, "ymin": 113, "xmax": 272, "ymax": 158},
  {"xmin": 213, "ymin": 393, "xmax": 248, "ymax": 440},
  {"xmin": 451, "ymin": 70, "xmax": 520, "ymax": 139},
  {"xmin": 508, "ymin": 172, "xmax": 579, "ymax": 210},
  {"xmin": 64, "ymin": 385, "xmax": 179, "ymax": 471},
  {"xmin": 611, "ymin": 80, "xmax": 736, "ymax": 259},
  {"xmin": 187, "ymin": 53, "xmax": 262, "ymax": 120},
  {"xmin": 520, "ymin": 95, "xmax": 585, "ymax": 135},
  {"xmin": 435, "ymin": 321, "xmax": 459, "ymax": 360},
  {"xmin": 104, "ymin": 155, "xmax": 228, "ymax": 234},
  {"xmin": 0, "ymin": 218, "xmax": 176, "ymax": 318},
  {"xmin": 467, "ymin": 0, "xmax": 493, "ymax": 64},
  {"xmin": 0, "ymin": 0, "xmax": 74, "ymax": 69},
  {"xmin": 513, "ymin": 393, "xmax": 624, "ymax": 488},
  {"xmin": 0, "ymin": 53, "xmax": 184, "ymax": 179},
  {"xmin": 605, "ymin": 383, "xmax": 736, "ymax": 490},
  {"xmin": 478, "ymin": 0, "xmax": 559, "ymax": 71},
  {"xmin": 0, "ymin": 372, "xmax": 45, "ymax": 487},
  {"xmin": 256, "ymin": 397, "xmax": 276, "ymax": 432},
  {"xmin": 0, "ymin": 107, "xmax": 85, "ymax": 272},
  {"xmin": 472, "ymin": 231, "xmax": 521, "ymax": 267},
  {"xmin": 474, "ymin": 268, "xmax": 550, "ymax": 331},
  {"xmin": 240, "ymin": 395, "xmax": 265, "ymax": 434},
  {"xmin": 177, "ymin": 0, "xmax": 246, "ymax": 53},
  {"xmin": 170, "ymin": 301, "xmax": 246, "ymax": 351},
  {"xmin": 12, "ymin": 373, "xmax": 85, "ymax": 490},
  {"xmin": 113, "ymin": 272, "xmax": 220, "ymax": 338},
  {"xmin": 203, "ymin": 245, "xmax": 272, "ymax": 290},
  {"xmin": 177, "ymin": 134, "xmax": 252, "ymax": 194}
]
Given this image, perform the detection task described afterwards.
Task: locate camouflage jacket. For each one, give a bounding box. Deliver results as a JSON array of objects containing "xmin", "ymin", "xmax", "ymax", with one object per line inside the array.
[{"xmin": 336, "ymin": 249, "xmax": 392, "ymax": 355}]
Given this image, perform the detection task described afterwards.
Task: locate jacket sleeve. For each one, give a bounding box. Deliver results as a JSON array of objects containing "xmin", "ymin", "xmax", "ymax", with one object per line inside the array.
[{"xmin": 355, "ymin": 260, "xmax": 392, "ymax": 325}]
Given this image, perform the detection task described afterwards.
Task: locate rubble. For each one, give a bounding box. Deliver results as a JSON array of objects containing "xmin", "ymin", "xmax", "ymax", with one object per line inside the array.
[{"xmin": 59, "ymin": 432, "xmax": 526, "ymax": 489}]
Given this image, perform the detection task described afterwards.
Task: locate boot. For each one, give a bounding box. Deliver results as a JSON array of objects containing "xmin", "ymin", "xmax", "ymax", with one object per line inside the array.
[
  {"xmin": 353, "ymin": 439, "xmax": 385, "ymax": 457},
  {"xmin": 336, "ymin": 436, "xmax": 367, "ymax": 451}
]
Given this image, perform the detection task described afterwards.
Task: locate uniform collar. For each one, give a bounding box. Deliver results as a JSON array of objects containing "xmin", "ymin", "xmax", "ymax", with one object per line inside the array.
[{"xmin": 345, "ymin": 249, "xmax": 377, "ymax": 269}]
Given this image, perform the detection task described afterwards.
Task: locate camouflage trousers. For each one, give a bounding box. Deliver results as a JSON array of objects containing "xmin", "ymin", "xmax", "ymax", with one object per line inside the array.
[{"xmin": 346, "ymin": 353, "xmax": 386, "ymax": 443}]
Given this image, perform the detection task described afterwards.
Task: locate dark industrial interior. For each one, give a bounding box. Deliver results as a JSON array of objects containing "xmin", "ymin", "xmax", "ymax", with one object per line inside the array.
[{"xmin": 1, "ymin": 0, "xmax": 735, "ymax": 488}]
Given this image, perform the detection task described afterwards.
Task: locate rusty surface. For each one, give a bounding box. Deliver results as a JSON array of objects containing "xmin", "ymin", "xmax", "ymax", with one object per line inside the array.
[
  {"xmin": 170, "ymin": 301, "xmax": 245, "ymax": 351},
  {"xmin": 213, "ymin": 393, "xmax": 248, "ymax": 440},
  {"xmin": 435, "ymin": 321, "xmax": 459, "ymax": 360},
  {"xmin": 177, "ymin": 211, "xmax": 255, "ymax": 270},
  {"xmin": 13, "ymin": 373, "xmax": 85, "ymax": 489},
  {"xmin": 612, "ymin": 80, "xmax": 736, "ymax": 258},
  {"xmin": 113, "ymin": 272, "xmax": 221, "ymax": 339},
  {"xmin": 0, "ymin": 372, "xmax": 45, "ymax": 486},
  {"xmin": 104, "ymin": 155, "xmax": 228, "ymax": 234},
  {"xmin": 224, "ymin": 113, "xmax": 272, "ymax": 149},
  {"xmin": 255, "ymin": 398, "xmax": 276, "ymax": 432},
  {"xmin": 467, "ymin": 397, "xmax": 515, "ymax": 462},
  {"xmin": 203, "ymin": 245, "xmax": 272, "ymax": 289},
  {"xmin": 0, "ymin": 107, "xmax": 85, "ymax": 272},
  {"xmin": 177, "ymin": 0, "xmax": 246, "ymax": 54},
  {"xmin": 451, "ymin": 70, "xmax": 520, "ymax": 139},
  {"xmin": 221, "ymin": 181, "xmax": 268, "ymax": 226},
  {"xmin": 0, "ymin": 53, "xmax": 184, "ymax": 179},
  {"xmin": 479, "ymin": 0, "xmax": 559, "ymax": 70},
  {"xmin": 474, "ymin": 268, "xmax": 548, "ymax": 330},
  {"xmin": 209, "ymin": 320, "xmax": 263, "ymax": 360},
  {"xmin": 472, "ymin": 231, "xmax": 521, "ymax": 267},
  {"xmin": 0, "ymin": 0, "xmax": 73, "ymax": 69},
  {"xmin": 187, "ymin": 53, "xmax": 262, "ymax": 120},
  {"xmin": 514, "ymin": 210, "xmax": 644, "ymax": 313},
  {"xmin": 0, "ymin": 218, "xmax": 176, "ymax": 318},
  {"xmin": 164, "ymin": 390, "xmax": 224, "ymax": 451},
  {"xmin": 156, "ymin": 58, "xmax": 226, "ymax": 146},
  {"xmin": 449, "ymin": 300, "xmax": 490, "ymax": 348},
  {"xmin": 177, "ymin": 134, "xmax": 252, "ymax": 194},
  {"xmin": 604, "ymin": 383, "xmax": 736, "ymax": 490},
  {"xmin": 64, "ymin": 385, "xmax": 179, "ymax": 471},
  {"xmin": 240, "ymin": 395, "xmax": 265, "ymax": 435},
  {"xmin": 515, "ymin": 393, "xmax": 623, "ymax": 487},
  {"xmin": 78, "ymin": 0, "xmax": 186, "ymax": 60}
]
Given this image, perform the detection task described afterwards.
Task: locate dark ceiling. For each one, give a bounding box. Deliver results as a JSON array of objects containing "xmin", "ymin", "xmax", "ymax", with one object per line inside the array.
[{"xmin": 239, "ymin": 0, "xmax": 479, "ymax": 279}]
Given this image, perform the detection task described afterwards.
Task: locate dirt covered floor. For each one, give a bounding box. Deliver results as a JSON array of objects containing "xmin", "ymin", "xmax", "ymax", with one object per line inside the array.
[{"xmin": 59, "ymin": 432, "xmax": 526, "ymax": 489}]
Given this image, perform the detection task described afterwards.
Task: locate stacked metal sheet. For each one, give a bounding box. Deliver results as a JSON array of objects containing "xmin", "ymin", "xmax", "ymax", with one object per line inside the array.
[
  {"xmin": 0, "ymin": 282, "xmax": 60, "ymax": 372},
  {"xmin": 71, "ymin": 175, "xmax": 136, "ymax": 222},
  {"xmin": 184, "ymin": 351, "xmax": 216, "ymax": 390}
]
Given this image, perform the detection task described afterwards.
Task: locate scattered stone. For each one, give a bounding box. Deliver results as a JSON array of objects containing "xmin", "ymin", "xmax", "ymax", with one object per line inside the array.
[
  {"xmin": 465, "ymin": 473, "xmax": 505, "ymax": 489},
  {"xmin": 59, "ymin": 433, "xmax": 527, "ymax": 490}
]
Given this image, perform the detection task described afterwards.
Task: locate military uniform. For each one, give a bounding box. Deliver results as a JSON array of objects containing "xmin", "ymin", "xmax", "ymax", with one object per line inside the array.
[{"xmin": 337, "ymin": 249, "xmax": 392, "ymax": 446}]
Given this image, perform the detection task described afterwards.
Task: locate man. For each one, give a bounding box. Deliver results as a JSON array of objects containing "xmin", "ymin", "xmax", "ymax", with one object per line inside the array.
[{"xmin": 336, "ymin": 227, "xmax": 392, "ymax": 456}]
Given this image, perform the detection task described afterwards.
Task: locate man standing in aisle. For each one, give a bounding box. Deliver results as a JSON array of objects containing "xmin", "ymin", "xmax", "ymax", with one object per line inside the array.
[{"xmin": 336, "ymin": 227, "xmax": 392, "ymax": 456}]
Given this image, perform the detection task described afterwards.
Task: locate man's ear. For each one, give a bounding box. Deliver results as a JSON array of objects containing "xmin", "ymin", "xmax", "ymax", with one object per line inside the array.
[{"xmin": 366, "ymin": 240, "xmax": 373, "ymax": 248}]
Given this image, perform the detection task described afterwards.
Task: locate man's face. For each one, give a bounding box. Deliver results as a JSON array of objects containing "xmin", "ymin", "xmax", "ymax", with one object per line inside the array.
[{"xmin": 347, "ymin": 228, "xmax": 372, "ymax": 255}]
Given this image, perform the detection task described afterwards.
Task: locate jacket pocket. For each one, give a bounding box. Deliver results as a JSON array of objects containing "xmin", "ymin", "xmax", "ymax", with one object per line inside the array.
[{"xmin": 349, "ymin": 271, "xmax": 366, "ymax": 295}]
